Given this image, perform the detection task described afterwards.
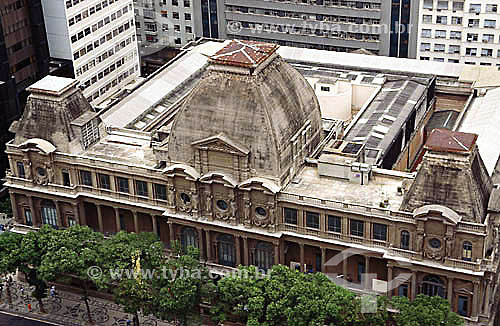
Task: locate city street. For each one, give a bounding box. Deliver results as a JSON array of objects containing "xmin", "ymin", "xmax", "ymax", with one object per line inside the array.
[
  {"xmin": 0, "ymin": 281, "xmax": 176, "ymax": 326},
  {"xmin": 0, "ymin": 312, "xmax": 53, "ymax": 325}
]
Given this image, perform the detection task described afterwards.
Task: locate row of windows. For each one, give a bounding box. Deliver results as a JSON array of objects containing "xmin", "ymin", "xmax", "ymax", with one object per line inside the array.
[
  {"xmin": 7, "ymin": 37, "xmax": 32, "ymax": 55},
  {"xmin": 3, "ymin": 18, "xmax": 29, "ymax": 36},
  {"xmin": 68, "ymin": 0, "xmax": 127, "ymax": 27},
  {"xmin": 86, "ymin": 65, "xmax": 137, "ymax": 102},
  {"xmin": 73, "ymin": 19, "xmax": 133, "ymax": 62},
  {"xmin": 232, "ymin": 21, "xmax": 380, "ymax": 41},
  {"xmin": 283, "ymin": 207, "xmax": 473, "ymax": 260},
  {"xmin": 0, "ymin": 0, "xmax": 24, "ymax": 15},
  {"xmin": 424, "ymin": 1, "xmax": 497, "ymax": 14},
  {"xmin": 420, "ymin": 56, "xmax": 500, "ymax": 66},
  {"xmin": 421, "ymin": 43, "xmax": 500, "ymax": 57},
  {"xmin": 421, "ymin": 29, "xmax": 500, "ymax": 44},
  {"xmin": 80, "ymin": 50, "xmax": 136, "ymax": 91},
  {"xmin": 227, "ymin": 6, "xmax": 381, "ymax": 26},
  {"xmin": 70, "ymin": 5, "xmax": 131, "ymax": 45},
  {"xmin": 136, "ymin": 21, "xmax": 193, "ymax": 34},
  {"xmin": 423, "ymin": 14, "xmax": 498, "ymax": 28}
]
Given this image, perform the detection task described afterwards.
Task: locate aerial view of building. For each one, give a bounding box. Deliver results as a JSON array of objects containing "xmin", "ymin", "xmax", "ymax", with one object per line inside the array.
[
  {"xmin": 5, "ymin": 38, "xmax": 500, "ymax": 324},
  {"xmin": 417, "ymin": 0, "xmax": 500, "ymax": 65}
]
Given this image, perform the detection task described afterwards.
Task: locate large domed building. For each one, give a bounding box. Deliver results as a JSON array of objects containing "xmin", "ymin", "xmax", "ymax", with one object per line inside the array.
[{"xmin": 167, "ymin": 40, "xmax": 322, "ymax": 186}]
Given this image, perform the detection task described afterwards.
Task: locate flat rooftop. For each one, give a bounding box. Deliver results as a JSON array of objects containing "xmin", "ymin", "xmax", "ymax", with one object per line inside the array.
[
  {"xmin": 28, "ymin": 76, "xmax": 78, "ymax": 95},
  {"xmin": 283, "ymin": 165, "xmax": 408, "ymax": 209}
]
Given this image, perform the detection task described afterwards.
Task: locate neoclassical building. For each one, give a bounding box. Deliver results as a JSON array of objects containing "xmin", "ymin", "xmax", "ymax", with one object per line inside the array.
[{"xmin": 5, "ymin": 40, "xmax": 500, "ymax": 325}]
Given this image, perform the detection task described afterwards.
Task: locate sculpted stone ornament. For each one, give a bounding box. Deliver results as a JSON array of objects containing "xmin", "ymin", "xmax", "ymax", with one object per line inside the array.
[
  {"xmin": 23, "ymin": 159, "xmax": 32, "ymax": 180},
  {"xmin": 416, "ymin": 231, "xmax": 425, "ymax": 253},
  {"xmin": 243, "ymin": 200, "xmax": 252, "ymax": 227},
  {"xmin": 167, "ymin": 185, "xmax": 176, "ymax": 208},
  {"xmin": 192, "ymin": 191, "xmax": 199, "ymax": 217},
  {"xmin": 46, "ymin": 164, "xmax": 54, "ymax": 184},
  {"xmin": 205, "ymin": 192, "xmax": 213, "ymax": 219},
  {"xmin": 445, "ymin": 236, "xmax": 454, "ymax": 258},
  {"xmin": 230, "ymin": 198, "xmax": 238, "ymax": 225},
  {"xmin": 178, "ymin": 191, "xmax": 192, "ymax": 213}
]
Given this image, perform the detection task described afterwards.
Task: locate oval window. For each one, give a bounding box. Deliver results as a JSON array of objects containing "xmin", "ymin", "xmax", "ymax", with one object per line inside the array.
[
  {"xmin": 429, "ymin": 238, "xmax": 441, "ymax": 249},
  {"xmin": 216, "ymin": 200, "xmax": 228, "ymax": 211},
  {"xmin": 255, "ymin": 207, "xmax": 267, "ymax": 217},
  {"xmin": 180, "ymin": 193, "xmax": 191, "ymax": 204},
  {"xmin": 37, "ymin": 167, "xmax": 46, "ymax": 176}
]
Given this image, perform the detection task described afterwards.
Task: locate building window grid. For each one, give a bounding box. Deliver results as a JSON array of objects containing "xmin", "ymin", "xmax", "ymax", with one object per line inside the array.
[
  {"xmin": 136, "ymin": 180, "xmax": 148, "ymax": 197},
  {"xmin": 80, "ymin": 170, "xmax": 92, "ymax": 186},
  {"xmin": 350, "ymin": 219, "xmax": 364, "ymax": 237},
  {"xmin": 284, "ymin": 208, "xmax": 298, "ymax": 225},
  {"xmin": 98, "ymin": 174, "xmax": 111, "ymax": 190},
  {"xmin": 373, "ymin": 223, "xmax": 387, "ymax": 241},
  {"xmin": 117, "ymin": 177, "xmax": 130, "ymax": 193},
  {"xmin": 327, "ymin": 215, "xmax": 342, "ymax": 233}
]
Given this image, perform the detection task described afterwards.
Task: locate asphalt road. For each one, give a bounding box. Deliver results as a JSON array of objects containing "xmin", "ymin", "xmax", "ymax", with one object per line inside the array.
[{"xmin": 0, "ymin": 312, "xmax": 54, "ymax": 325}]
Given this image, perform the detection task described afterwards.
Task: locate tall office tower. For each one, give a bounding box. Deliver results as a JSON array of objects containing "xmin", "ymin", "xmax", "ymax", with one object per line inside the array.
[
  {"xmin": 196, "ymin": 0, "xmax": 419, "ymax": 58},
  {"xmin": 133, "ymin": 0, "xmax": 195, "ymax": 57},
  {"xmin": 40, "ymin": 0, "xmax": 141, "ymax": 106},
  {"xmin": 0, "ymin": 0, "xmax": 50, "ymax": 178},
  {"xmin": 417, "ymin": 0, "xmax": 500, "ymax": 65}
]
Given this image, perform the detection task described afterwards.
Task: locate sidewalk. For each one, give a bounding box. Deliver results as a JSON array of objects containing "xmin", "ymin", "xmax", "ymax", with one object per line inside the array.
[{"xmin": 0, "ymin": 281, "xmax": 177, "ymax": 326}]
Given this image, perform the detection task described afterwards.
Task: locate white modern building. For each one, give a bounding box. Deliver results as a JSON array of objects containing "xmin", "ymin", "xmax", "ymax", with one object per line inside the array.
[
  {"xmin": 40, "ymin": 0, "xmax": 141, "ymax": 106},
  {"xmin": 417, "ymin": 0, "xmax": 500, "ymax": 66},
  {"xmin": 133, "ymin": 0, "xmax": 195, "ymax": 57}
]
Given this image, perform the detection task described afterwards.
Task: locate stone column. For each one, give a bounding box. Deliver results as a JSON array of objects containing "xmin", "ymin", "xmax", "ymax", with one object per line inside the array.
[
  {"xmin": 364, "ymin": 256, "xmax": 371, "ymax": 290},
  {"xmin": 274, "ymin": 242, "xmax": 279, "ymax": 266},
  {"xmin": 205, "ymin": 230, "xmax": 212, "ymax": 262},
  {"xmin": 168, "ymin": 222, "xmax": 175, "ymax": 244},
  {"xmin": 342, "ymin": 251, "xmax": 348, "ymax": 278},
  {"xmin": 299, "ymin": 243, "xmax": 305, "ymax": 272},
  {"xmin": 280, "ymin": 239, "xmax": 285, "ymax": 266},
  {"xmin": 133, "ymin": 211, "xmax": 139, "ymax": 233},
  {"xmin": 72, "ymin": 203, "xmax": 81, "ymax": 226},
  {"xmin": 235, "ymin": 235, "xmax": 241, "ymax": 266},
  {"xmin": 55, "ymin": 200, "xmax": 64, "ymax": 228},
  {"xmin": 484, "ymin": 279, "xmax": 491, "ymax": 315},
  {"xmin": 387, "ymin": 265, "xmax": 393, "ymax": 298},
  {"xmin": 152, "ymin": 215, "xmax": 158, "ymax": 235},
  {"xmin": 114, "ymin": 207, "xmax": 121, "ymax": 232},
  {"xmin": 472, "ymin": 280, "xmax": 480, "ymax": 318},
  {"xmin": 28, "ymin": 196, "xmax": 39, "ymax": 227},
  {"xmin": 447, "ymin": 277, "xmax": 454, "ymax": 306},
  {"xmin": 96, "ymin": 204, "xmax": 104, "ymax": 233},
  {"xmin": 243, "ymin": 236, "xmax": 249, "ymax": 265},
  {"xmin": 9, "ymin": 192, "xmax": 18, "ymax": 223},
  {"xmin": 197, "ymin": 228, "xmax": 204, "ymax": 260},
  {"xmin": 78, "ymin": 201, "xmax": 87, "ymax": 226},
  {"xmin": 411, "ymin": 272, "xmax": 417, "ymax": 300},
  {"xmin": 321, "ymin": 247, "xmax": 326, "ymax": 273}
]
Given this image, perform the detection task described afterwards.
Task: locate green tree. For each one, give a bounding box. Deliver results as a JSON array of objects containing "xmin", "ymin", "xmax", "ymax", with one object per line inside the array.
[
  {"xmin": 0, "ymin": 197, "xmax": 12, "ymax": 217},
  {"xmin": 97, "ymin": 231, "xmax": 165, "ymax": 326},
  {"xmin": 212, "ymin": 265, "xmax": 358, "ymax": 326},
  {"xmin": 390, "ymin": 294, "xmax": 464, "ymax": 326},
  {"xmin": 39, "ymin": 225, "xmax": 104, "ymax": 323},
  {"xmin": 150, "ymin": 241, "xmax": 215, "ymax": 326},
  {"xmin": 0, "ymin": 231, "xmax": 24, "ymax": 304}
]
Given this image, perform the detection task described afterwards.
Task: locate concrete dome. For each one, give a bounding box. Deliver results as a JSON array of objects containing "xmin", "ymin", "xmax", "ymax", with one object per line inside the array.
[{"xmin": 168, "ymin": 40, "xmax": 322, "ymax": 185}]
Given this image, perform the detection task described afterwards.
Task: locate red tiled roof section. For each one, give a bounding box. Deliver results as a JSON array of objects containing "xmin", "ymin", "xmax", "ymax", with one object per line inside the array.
[
  {"xmin": 210, "ymin": 40, "xmax": 279, "ymax": 68},
  {"xmin": 424, "ymin": 128, "xmax": 478, "ymax": 153}
]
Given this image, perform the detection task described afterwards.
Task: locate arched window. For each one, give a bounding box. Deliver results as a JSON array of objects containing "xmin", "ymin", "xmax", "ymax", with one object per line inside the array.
[
  {"xmin": 41, "ymin": 200, "xmax": 58, "ymax": 227},
  {"xmin": 421, "ymin": 275, "xmax": 445, "ymax": 298},
  {"xmin": 462, "ymin": 241, "xmax": 472, "ymax": 262},
  {"xmin": 180, "ymin": 227, "xmax": 198, "ymax": 251},
  {"xmin": 400, "ymin": 230, "xmax": 410, "ymax": 250},
  {"xmin": 253, "ymin": 242, "xmax": 273, "ymax": 272},
  {"xmin": 217, "ymin": 234, "xmax": 235, "ymax": 267}
]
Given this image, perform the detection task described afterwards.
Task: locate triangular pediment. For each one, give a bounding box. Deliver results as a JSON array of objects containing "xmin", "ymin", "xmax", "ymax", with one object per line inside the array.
[{"xmin": 192, "ymin": 133, "xmax": 249, "ymax": 156}]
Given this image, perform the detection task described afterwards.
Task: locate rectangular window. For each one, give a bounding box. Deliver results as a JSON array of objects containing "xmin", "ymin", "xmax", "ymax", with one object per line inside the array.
[
  {"xmin": 458, "ymin": 296, "xmax": 468, "ymax": 316},
  {"xmin": 16, "ymin": 162, "xmax": 25, "ymax": 178},
  {"xmin": 398, "ymin": 284, "xmax": 409, "ymax": 297},
  {"xmin": 62, "ymin": 170, "xmax": 71, "ymax": 186},
  {"xmin": 117, "ymin": 177, "xmax": 129, "ymax": 193},
  {"xmin": 306, "ymin": 211, "xmax": 320, "ymax": 229},
  {"xmin": 154, "ymin": 184, "xmax": 167, "ymax": 200},
  {"xmin": 80, "ymin": 170, "xmax": 92, "ymax": 186},
  {"xmin": 98, "ymin": 173, "xmax": 111, "ymax": 190},
  {"xmin": 136, "ymin": 180, "xmax": 148, "ymax": 197},
  {"xmin": 68, "ymin": 216, "xmax": 76, "ymax": 227},
  {"xmin": 484, "ymin": 20, "xmax": 496, "ymax": 29},
  {"xmin": 24, "ymin": 209, "xmax": 32, "ymax": 226},
  {"xmin": 327, "ymin": 215, "xmax": 342, "ymax": 233},
  {"xmin": 350, "ymin": 219, "xmax": 364, "ymax": 237},
  {"xmin": 373, "ymin": 223, "xmax": 387, "ymax": 241},
  {"xmin": 284, "ymin": 208, "xmax": 298, "ymax": 225},
  {"xmin": 451, "ymin": 16, "xmax": 462, "ymax": 25},
  {"xmin": 469, "ymin": 3, "xmax": 481, "ymax": 13}
]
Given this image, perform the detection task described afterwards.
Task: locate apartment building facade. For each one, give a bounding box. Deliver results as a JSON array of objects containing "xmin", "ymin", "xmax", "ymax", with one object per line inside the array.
[
  {"xmin": 40, "ymin": 0, "xmax": 140, "ymax": 106},
  {"xmin": 198, "ymin": 0, "xmax": 419, "ymax": 58},
  {"xmin": 0, "ymin": 0, "xmax": 49, "ymax": 178},
  {"xmin": 133, "ymin": 0, "xmax": 194, "ymax": 58},
  {"xmin": 417, "ymin": 0, "xmax": 500, "ymax": 65}
]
